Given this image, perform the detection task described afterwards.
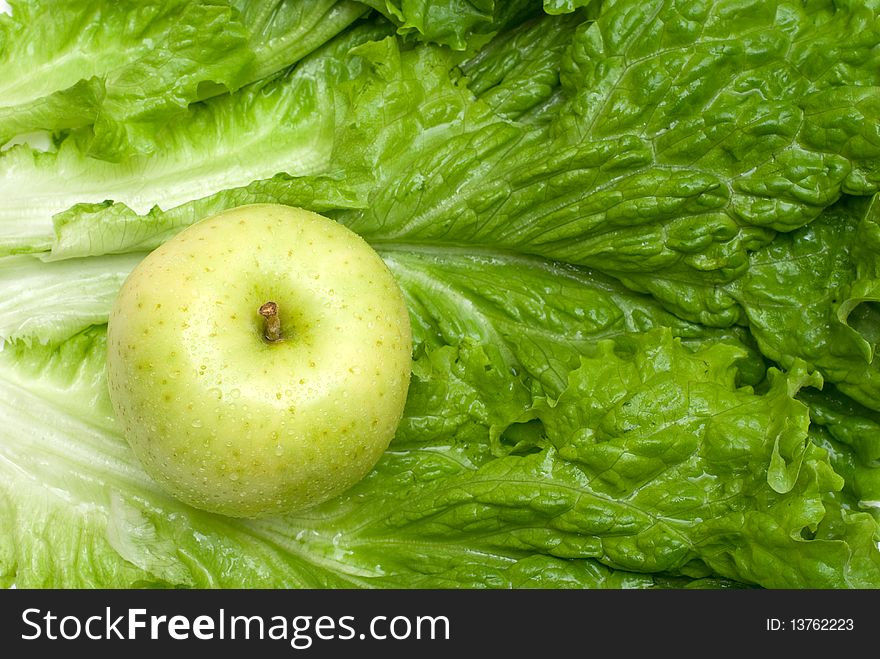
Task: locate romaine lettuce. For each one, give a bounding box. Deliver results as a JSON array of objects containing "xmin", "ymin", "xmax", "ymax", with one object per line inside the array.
[
  {"xmin": 0, "ymin": 0, "xmax": 368, "ymax": 160},
  {"xmin": 1, "ymin": 0, "xmax": 878, "ymax": 589},
  {"xmin": 731, "ymin": 196, "xmax": 880, "ymax": 411}
]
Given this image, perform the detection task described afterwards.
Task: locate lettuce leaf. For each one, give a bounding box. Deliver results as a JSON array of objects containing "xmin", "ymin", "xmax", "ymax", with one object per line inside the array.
[
  {"xmin": 0, "ymin": 0, "xmax": 368, "ymax": 160},
  {"xmin": 0, "ymin": 262, "xmax": 695, "ymax": 589},
  {"xmin": 4, "ymin": 257, "xmax": 871, "ymax": 588},
  {"xmin": 1, "ymin": 0, "xmax": 879, "ymax": 590},
  {"xmin": 357, "ymin": 0, "xmax": 541, "ymax": 50},
  {"xmin": 801, "ymin": 385, "xmax": 880, "ymax": 466},
  {"xmin": 460, "ymin": 11, "xmax": 584, "ymax": 123},
  {"xmin": 0, "ymin": 20, "xmax": 390, "ymax": 256},
  {"xmin": 9, "ymin": 0, "xmax": 879, "ymax": 327},
  {"xmin": 0, "ymin": 0, "xmax": 251, "ymax": 156},
  {"xmin": 0, "ymin": 252, "xmax": 143, "ymax": 344},
  {"xmin": 731, "ymin": 195, "xmax": 880, "ymax": 411}
]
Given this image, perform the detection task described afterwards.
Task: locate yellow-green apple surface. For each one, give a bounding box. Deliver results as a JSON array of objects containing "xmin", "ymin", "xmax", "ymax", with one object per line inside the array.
[{"xmin": 106, "ymin": 204, "xmax": 412, "ymax": 517}]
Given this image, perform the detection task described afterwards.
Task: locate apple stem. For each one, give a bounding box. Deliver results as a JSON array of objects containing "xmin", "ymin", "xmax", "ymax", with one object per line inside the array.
[{"xmin": 259, "ymin": 301, "xmax": 283, "ymax": 343}]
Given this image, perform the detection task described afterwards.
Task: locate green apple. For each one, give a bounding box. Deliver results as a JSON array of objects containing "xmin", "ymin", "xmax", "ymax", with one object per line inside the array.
[{"xmin": 106, "ymin": 204, "xmax": 412, "ymax": 517}]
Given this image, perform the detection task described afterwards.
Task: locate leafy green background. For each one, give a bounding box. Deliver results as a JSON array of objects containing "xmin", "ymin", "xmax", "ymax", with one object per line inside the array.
[{"xmin": 1, "ymin": 0, "xmax": 878, "ymax": 588}]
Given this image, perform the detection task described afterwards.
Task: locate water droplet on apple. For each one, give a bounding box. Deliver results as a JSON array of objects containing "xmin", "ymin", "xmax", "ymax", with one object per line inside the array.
[
  {"xmin": 230, "ymin": 389, "xmax": 241, "ymax": 399},
  {"xmin": 208, "ymin": 388, "xmax": 222, "ymax": 400},
  {"xmin": 229, "ymin": 473, "xmax": 239, "ymax": 482},
  {"xmin": 191, "ymin": 419, "xmax": 203, "ymax": 428},
  {"xmin": 275, "ymin": 445, "xmax": 284, "ymax": 456}
]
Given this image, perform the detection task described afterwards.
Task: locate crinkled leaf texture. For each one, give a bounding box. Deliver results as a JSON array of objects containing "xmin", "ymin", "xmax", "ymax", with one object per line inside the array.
[
  {"xmin": 1, "ymin": 0, "xmax": 879, "ymax": 589},
  {"xmin": 0, "ymin": 0, "xmax": 367, "ymax": 160},
  {"xmin": 0, "ymin": 260, "xmax": 708, "ymax": 589},
  {"xmin": 4, "ymin": 253, "xmax": 875, "ymax": 589},
  {"xmin": 731, "ymin": 196, "xmax": 880, "ymax": 411},
  {"xmin": 0, "ymin": 20, "xmax": 390, "ymax": 256},
  {"xmin": 357, "ymin": 0, "xmax": 541, "ymax": 50},
  {"xmin": 18, "ymin": 1, "xmax": 877, "ymax": 327}
]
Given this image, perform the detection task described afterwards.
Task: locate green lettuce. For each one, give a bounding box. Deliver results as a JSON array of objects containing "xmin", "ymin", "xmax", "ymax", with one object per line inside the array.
[
  {"xmin": 0, "ymin": 252, "xmax": 144, "ymax": 344},
  {"xmin": 801, "ymin": 385, "xmax": 880, "ymax": 465},
  {"xmin": 4, "ymin": 258, "xmax": 867, "ymax": 588},
  {"xmin": 0, "ymin": 0, "xmax": 367, "ymax": 160},
  {"xmin": 15, "ymin": 1, "xmax": 877, "ymax": 327},
  {"xmin": 459, "ymin": 10, "xmax": 585, "ymax": 123},
  {"xmin": 730, "ymin": 195, "xmax": 880, "ymax": 411},
  {"xmin": 357, "ymin": 0, "xmax": 541, "ymax": 50},
  {"xmin": 1, "ymin": 0, "xmax": 879, "ymax": 590},
  {"xmin": 0, "ymin": 20, "xmax": 390, "ymax": 256}
]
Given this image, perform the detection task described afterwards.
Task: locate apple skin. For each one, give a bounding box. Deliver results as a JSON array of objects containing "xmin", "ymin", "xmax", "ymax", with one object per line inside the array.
[{"xmin": 106, "ymin": 204, "xmax": 412, "ymax": 518}]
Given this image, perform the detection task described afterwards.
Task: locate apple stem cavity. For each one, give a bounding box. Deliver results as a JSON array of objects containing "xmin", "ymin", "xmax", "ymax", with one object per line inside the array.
[{"xmin": 259, "ymin": 301, "xmax": 284, "ymax": 343}]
